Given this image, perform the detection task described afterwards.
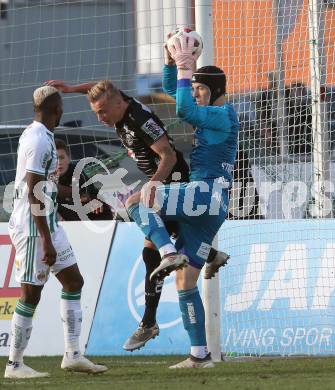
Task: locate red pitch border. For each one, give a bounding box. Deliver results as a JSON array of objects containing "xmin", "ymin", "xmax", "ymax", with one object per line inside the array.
[{"xmin": 0, "ymin": 235, "xmax": 20, "ymax": 297}]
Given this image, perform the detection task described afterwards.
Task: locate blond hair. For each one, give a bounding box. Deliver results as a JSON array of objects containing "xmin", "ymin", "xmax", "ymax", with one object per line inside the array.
[
  {"xmin": 33, "ymin": 86, "xmax": 59, "ymax": 108},
  {"xmin": 87, "ymin": 80, "xmax": 121, "ymax": 103}
]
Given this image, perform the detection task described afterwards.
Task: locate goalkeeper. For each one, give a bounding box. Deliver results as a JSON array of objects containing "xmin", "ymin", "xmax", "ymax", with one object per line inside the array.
[
  {"xmin": 124, "ymin": 34, "xmax": 239, "ymax": 368},
  {"xmin": 45, "ymin": 78, "xmax": 229, "ymax": 352}
]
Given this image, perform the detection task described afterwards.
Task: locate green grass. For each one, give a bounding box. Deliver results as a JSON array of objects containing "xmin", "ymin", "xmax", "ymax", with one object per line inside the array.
[{"xmin": 1, "ymin": 356, "xmax": 335, "ymax": 390}]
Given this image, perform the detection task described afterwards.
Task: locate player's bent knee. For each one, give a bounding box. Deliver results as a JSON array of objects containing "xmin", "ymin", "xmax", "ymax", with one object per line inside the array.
[
  {"xmin": 143, "ymin": 239, "xmax": 157, "ymax": 250},
  {"xmin": 60, "ymin": 272, "xmax": 84, "ymax": 292},
  {"xmin": 142, "ymin": 246, "xmax": 161, "ymax": 270},
  {"xmin": 62, "ymin": 279, "xmax": 84, "ymax": 292},
  {"xmin": 56, "ymin": 263, "xmax": 84, "ymax": 291},
  {"xmin": 68, "ymin": 275, "xmax": 84, "ymax": 291}
]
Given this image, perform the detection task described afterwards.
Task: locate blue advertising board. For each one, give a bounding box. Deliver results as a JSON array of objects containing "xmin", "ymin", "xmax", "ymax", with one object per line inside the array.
[
  {"xmin": 86, "ymin": 222, "xmax": 190, "ymax": 355},
  {"xmin": 219, "ymin": 220, "xmax": 335, "ymax": 356},
  {"xmin": 87, "ymin": 220, "xmax": 335, "ymax": 356}
]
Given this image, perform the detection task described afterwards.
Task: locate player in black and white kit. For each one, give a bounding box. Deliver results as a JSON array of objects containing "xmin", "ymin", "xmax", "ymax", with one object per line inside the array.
[
  {"xmin": 115, "ymin": 91, "xmax": 189, "ymax": 183},
  {"xmin": 46, "ymin": 79, "xmax": 229, "ymax": 351}
]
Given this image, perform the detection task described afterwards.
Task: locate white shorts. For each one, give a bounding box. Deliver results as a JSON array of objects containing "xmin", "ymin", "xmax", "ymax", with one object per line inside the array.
[{"xmin": 9, "ymin": 225, "xmax": 77, "ymax": 286}]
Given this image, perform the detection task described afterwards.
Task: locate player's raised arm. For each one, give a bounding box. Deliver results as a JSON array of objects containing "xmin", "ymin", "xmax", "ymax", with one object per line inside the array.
[{"xmin": 45, "ymin": 80, "xmax": 97, "ymax": 94}]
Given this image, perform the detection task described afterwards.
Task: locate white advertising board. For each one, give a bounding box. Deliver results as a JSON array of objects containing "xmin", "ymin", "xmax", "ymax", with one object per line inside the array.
[{"xmin": 0, "ymin": 221, "xmax": 115, "ymax": 356}]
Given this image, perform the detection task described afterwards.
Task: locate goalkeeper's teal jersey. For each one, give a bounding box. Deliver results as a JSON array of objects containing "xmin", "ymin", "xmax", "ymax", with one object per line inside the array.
[{"xmin": 163, "ymin": 64, "xmax": 240, "ymax": 184}]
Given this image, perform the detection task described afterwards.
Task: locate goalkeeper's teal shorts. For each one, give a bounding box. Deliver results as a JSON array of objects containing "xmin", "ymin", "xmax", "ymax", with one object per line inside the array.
[{"xmin": 155, "ymin": 178, "xmax": 229, "ymax": 269}]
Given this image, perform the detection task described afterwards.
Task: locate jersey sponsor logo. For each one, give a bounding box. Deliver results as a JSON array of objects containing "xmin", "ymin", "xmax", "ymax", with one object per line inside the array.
[
  {"xmin": 125, "ymin": 132, "xmax": 134, "ymax": 146},
  {"xmin": 221, "ymin": 162, "xmax": 234, "ymax": 174},
  {"xmin": 0, "ymin": 235, "xmax": 20, "ymax": 320},
  {"xmin": 58, "ymin": 246, "xmax": 74, "ymax": 263},
  {"xmin": 141, "ymin": 118, "xmax": 165, "ymax": 139},
  {"xmin": 196, "ymin": 242, "xmax": 211, "ymax": 260},
  {"xmin": 127, "ymin": 254, "xmax": 182, "ymax": 329}
]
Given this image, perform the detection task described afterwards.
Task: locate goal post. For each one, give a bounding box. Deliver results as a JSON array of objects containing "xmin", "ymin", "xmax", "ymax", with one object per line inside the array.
[
  {"xmin": 194, "ymin": 0, "xmax": 222, "ymax": 363},
  {"xmin": 308, "ymin": 0, "xmax": 331, "ymax": 218},
  {"xmin": 205, "ymin": 0, "xmax": 335, "ymax": 358}
]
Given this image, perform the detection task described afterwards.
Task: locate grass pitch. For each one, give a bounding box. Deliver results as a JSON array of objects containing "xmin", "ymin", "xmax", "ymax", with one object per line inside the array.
[{"xmin": 1, "ymin": 355, "xmax": 335, "ymax": 390}]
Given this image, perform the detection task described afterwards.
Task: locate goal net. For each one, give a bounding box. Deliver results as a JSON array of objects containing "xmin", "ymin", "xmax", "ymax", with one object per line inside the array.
[
  {"xmin": 0, "ymin": 0, "xmax": 335, "ymax": 358},
  {"xmin": 0, "ymin": 0, "xmax": 193, "ymax": 221},
  {"xmin": 211, "ymin": 0, "xmax": 335, "ymax": 358}
]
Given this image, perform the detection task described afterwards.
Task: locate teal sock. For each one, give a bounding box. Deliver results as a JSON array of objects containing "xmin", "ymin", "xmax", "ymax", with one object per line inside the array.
[
  {"xmin": 127, "ymin": 203, "xmax": 172, "ymax": 249},
  {"xmin": 178, "ymin": 287, "xmax": 207, "ymax": 347}
]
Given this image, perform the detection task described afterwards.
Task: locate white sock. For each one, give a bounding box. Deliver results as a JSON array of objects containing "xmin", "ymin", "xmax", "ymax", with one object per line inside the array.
[
  {"xmin": 60, "ymin": 291, "xmax": 82, "ymax": 357},
  {"xmin": 159, "ymin": 243, "xmax": 177, "ymax": 258},
  {"xmin": 9, "ymin": 311, "xmax": 33, "ymax": 363},
  {"xmin": 191, "ymin": 345, "xmax": 208, "ymax": 359}
]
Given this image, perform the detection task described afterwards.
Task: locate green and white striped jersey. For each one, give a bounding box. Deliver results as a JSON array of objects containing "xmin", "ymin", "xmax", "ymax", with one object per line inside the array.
[{"xmin": 10, "ymin": 121, "xmax": 58, "ymax": 236}]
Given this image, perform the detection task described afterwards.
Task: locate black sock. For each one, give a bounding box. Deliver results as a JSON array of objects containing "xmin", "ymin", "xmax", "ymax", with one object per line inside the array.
[
  {"xmin": 141, "ymin": 247, "xmax": 163, "ymax": 327},
  {"xmin": 206, "ymin": 248, "xmax": 217, "ymax": 263}
]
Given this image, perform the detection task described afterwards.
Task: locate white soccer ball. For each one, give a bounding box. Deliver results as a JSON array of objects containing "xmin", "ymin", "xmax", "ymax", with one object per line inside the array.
[{"xmin": 167, "ymin": 27, "xmax": 203, "ymax": 57}]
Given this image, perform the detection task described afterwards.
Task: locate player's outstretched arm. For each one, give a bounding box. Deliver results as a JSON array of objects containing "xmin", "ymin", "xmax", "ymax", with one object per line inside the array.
[
  {"xmin": 45, "ymin": 80, "xmax": 97, "ymax": 94},
  {"xmin": 140, "ymin": 136, "xmax": 177, "ymax": 208},
  {"xmin": 149, "ymin": 135, "xmax": 177, "ymax": 183}
]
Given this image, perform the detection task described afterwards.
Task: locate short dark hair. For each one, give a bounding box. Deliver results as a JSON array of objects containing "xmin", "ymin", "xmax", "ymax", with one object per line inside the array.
[{"xmin": 55, "ymin": 138, "xmax": 70, "ymax": 156}]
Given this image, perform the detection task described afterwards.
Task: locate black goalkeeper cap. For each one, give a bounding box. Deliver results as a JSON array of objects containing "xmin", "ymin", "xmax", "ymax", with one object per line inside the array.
[{"xmin": 192, "ymin": 66, "xmax": 226, "ymax": 105}]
